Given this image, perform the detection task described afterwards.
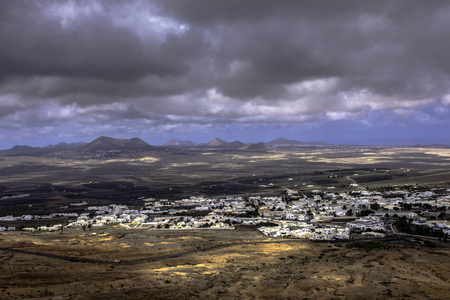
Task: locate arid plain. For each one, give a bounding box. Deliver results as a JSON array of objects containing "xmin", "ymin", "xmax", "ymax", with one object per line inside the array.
[
  {"xmin": 1, "ymin": 227, "xmax": 449, "ymax": 299},
  {"xmin": 1, "ymin": 147, "xmax": 450, "ymax": 299}
]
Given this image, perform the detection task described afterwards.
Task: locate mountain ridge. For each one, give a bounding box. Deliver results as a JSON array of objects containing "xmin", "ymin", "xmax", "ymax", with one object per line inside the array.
[
  {"xmin": 206, "ymin": 138, "xmax": 228, "ymax": 147},
  {"xmin": 3, "ymin": 136, "xmax": 445, "ymax": 153},
  {"xmin": 239, "ymin": 142, "xmax": 274, "ymax": 151},
  {"xmin": 81, "ymin": 136, "xmax": 154, "ymax": 151}
]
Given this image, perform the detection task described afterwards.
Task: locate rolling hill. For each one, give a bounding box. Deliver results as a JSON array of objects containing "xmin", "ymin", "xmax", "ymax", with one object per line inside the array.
[{"xmin": 81, "ymin": 136, "xmax": 154, "ymax": 151}]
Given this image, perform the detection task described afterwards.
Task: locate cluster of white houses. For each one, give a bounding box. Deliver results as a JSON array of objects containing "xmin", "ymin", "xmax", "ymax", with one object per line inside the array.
[
  {"xmin": 258, "ymin": 222, "xmax": 351, "ymax": 240},
  {"xmin": 1, "ymin": 188, "xmax": 450, "ymax": 239}
]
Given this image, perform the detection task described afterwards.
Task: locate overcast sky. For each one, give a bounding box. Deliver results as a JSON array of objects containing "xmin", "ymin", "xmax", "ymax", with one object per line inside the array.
[{"xmin": 1, "ymin": 0, "xmax": 450, "ymax": 149}]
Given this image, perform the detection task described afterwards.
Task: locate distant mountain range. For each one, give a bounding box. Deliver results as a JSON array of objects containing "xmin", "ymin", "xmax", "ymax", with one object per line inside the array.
[
  {"xmin": 0, "ymin": 136, "xmax": 155, "ymax": 155},
  {"xmin": 2, "ymin": 136, "xmax": 446, "ymax": 155},
  {"xmin": 2, "ymin": 142, "xmax": 87, "ymax": 155},
  {"xmin": 164, "ymin": 139, "xmax": 198, "ymax": 147},
  {"xmin": 206, "ymin": 139, "xmax": 247, "ymax": 149},
  {"xmin": 164, "ymin": 138, "xmax": 247, "ymax": 150},
  {"xmin": 164, "ymin": 138, "xmax": 273, "ymax": 150},
  {"xmin": 267, "ymin": 138, "xmax": 330, "ymax": 147},
  {"xmin": 44, "ymin": 142, "xmax": 87, "ymax": 150},
  {"xmin": 164, "ymin": 137, "xmax": 331, "ymax": 150}
]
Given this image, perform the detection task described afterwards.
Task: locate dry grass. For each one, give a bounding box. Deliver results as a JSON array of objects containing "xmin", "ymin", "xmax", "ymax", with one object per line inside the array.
[{"xmin": 1, "ymin": 228, "xmax": 449, "ymax": 299}]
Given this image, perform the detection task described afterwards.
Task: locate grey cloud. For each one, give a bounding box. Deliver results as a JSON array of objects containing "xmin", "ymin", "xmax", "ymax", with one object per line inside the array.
[
  {"xmin": 1, "ymin": 0, "xmax": 450, "ymax": 142},
  {"xmin": 0, "ymin": 1, "xmax": 197, "ymax": 82},
  {"xmin": 206, "ymin": 2, "xmax": 450, "ymax": 101}
]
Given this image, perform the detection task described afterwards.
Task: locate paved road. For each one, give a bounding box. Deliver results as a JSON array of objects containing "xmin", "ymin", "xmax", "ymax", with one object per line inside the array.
[
  {"xmin": 384, "ymin": 220, "xmax": 395, "ymax": 236},
  {"xmin": 346, "ymin": 176, "xmax": 368, "ymax": 192}
]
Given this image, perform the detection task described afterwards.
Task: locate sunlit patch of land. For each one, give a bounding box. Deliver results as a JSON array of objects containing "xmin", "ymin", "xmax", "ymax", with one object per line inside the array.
[
  {"xmin": 138, "ymin": 156, "xmax": 160, "ymax": 163},
  {"xmin": 1, "ymin": 228, "xmax": 449, "ymax": 299},
  {"xmin": 169, "ymin": 162, "xmax": 209, "ymax": 167},
  {"xmin": 423, "ymin": 149, "xmax": 450, "ymax": 157},
  {"xmin": 151, "ymin": 263, "xmax": 220, "ymax": 277},
  {"xmin": 179, "ymin": 236, "xmax": 202, "ymax": 240},
  {"xmin": 285, "ymin": 148, "xmax": 450, "ymax": 167},
  {"xmin": 233, "ymin": 154, "xmax": 289, "ymax": 161},
  {"xmin": 301, "ymin": 155, "xmax": 391, "ymax": 165}
]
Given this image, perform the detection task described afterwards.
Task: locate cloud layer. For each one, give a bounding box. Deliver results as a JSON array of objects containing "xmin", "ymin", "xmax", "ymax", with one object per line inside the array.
[{"xmin": 1, "ymin": 0, "xmax": 450, "ymax": 146}]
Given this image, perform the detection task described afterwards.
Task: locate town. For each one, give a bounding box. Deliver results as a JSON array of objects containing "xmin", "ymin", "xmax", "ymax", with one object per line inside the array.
[{"xmin": 2, "ymin": 184, "xmax": 449, "ymax": 241}]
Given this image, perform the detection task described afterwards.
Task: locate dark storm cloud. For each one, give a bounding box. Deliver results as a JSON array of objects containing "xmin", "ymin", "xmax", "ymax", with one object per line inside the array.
[
  {"xmin": 193, "ymin": 1, "xmax": 450, "ymax": 100},
  {"xmin": 1, "ymin": 0, "xmax": 450, "ymax": 143},
  {"xmin": 0, "ymin": 1, "xmax": 192, "ymax": 82}
]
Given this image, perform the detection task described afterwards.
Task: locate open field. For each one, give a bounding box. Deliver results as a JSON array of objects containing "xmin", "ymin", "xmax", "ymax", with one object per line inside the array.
[
  {"xmin": 2, "ymin": 148, "xmax": 450, "ymax": 187},
  {"xmin": 2, "ymin": 147, "xmax": 450, "ymax": 217},
  {"xmin": 1, "ymin": 226, "xmax": 450, "ymax": 299}
]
